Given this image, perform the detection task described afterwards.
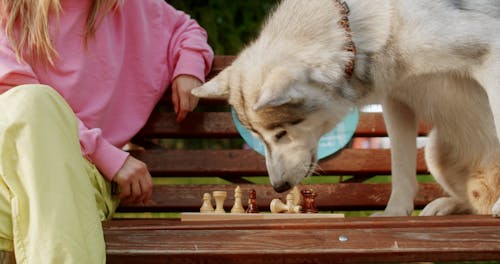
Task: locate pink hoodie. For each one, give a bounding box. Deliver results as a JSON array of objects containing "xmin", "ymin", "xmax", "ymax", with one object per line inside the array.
[{"xmin": 0, "ymin": 0, "xmax": 214, "ymax": 180}]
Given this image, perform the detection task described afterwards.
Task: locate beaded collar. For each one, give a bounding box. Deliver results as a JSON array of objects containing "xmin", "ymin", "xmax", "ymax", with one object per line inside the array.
[{"xmin": 334, "ymin": 0, "xmax": 356, "ymax": 80}]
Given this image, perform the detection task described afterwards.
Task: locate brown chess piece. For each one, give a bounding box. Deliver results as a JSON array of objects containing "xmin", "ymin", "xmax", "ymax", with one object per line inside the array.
[
  {"xmin": 246, "ymin": 189, "xmax": 260, "ymax": 213},
  {"xmin": 301, "ymin": 189, "xmax": 318, "ymax": 213}
]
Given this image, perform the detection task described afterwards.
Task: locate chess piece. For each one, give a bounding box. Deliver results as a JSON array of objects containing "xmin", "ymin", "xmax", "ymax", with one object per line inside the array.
[
  {"xmin": 286, "ymin": 193, "xmax": 302, "ymax": 213},
  {"xmin": 212, "ymin": 191, "xmax": 227, "ymax": 213},
  {"xmin": 246, "ymin": 189, "xmax": 259, "ymax": 213},
  {"xmin": 270, "ymin": 193, "xmax": 302, "ymax": 213},
  {"xmin": 270, "ymin": 198, "xmax": 288, "ymax": 213},
  {"xmin": 301, "ymin": 189, "xmax": 318, "ymax": 213},
  {"xmin": 200, "ymin": 192, "xmax": 215, "ymax": 213},
  {"xmin": 200, "ymin": 193, "xmax": 215, "ymax": 213},
  {"xmin": 231, "ymin": 186, "xmax": 245, "ymax": 213},
  {"xmin": 290, "ymin": 186, "xmax": 302, "ymax": 206}
]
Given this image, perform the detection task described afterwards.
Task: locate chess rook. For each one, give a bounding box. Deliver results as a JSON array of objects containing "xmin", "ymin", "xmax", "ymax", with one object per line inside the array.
[
  {"xmin": 301, "ymin": 189, "xmax": 318, "ymax": 213},
  {"xmin": 212, "ymin": 191, "xmax": 227, "ymax": 213}
]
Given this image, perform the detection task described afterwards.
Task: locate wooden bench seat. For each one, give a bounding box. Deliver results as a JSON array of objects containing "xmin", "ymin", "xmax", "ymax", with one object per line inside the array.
[
  {"xmin": 105, "ymin": 215, "xmax": 500, "ymax": 263},
  {"xmin": 103, "ymin": 56, "xmax": 500, "ymax": 263}
]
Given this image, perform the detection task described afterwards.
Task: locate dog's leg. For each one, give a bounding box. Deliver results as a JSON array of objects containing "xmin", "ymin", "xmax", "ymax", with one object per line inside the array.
[
  {"xmin": 474, "ymin": 66, "xmax": 500, "ymax": 142},
  {"xmin": 473, "ymin": 60, "xmax": 500, "ymax": 217},
  {"xmin": 373, "ymin": 97, "xmax": 418, "ymax": 216},
  {"xmin": 420, "ymin": 130, "xmax": 473, "ymax": 216}
]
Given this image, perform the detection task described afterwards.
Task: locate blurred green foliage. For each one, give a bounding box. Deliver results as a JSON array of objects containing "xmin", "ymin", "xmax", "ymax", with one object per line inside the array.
[{"xmin": 168, "ymin": 0, "xmax": 279, "ymax": 55}]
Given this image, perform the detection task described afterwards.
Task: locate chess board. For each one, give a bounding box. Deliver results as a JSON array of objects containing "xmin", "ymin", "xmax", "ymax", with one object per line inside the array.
[
  {"xmin": 181, "ymin": 212, "xmax": 345, "ymax": 222},
  {"xmin": 197, "ymin": 186, "xmax": 334, "ymax": 221}
]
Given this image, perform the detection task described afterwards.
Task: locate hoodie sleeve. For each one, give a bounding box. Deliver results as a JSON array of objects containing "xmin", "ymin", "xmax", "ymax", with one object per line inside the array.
[
  {"xmin": 163, "ymin": 3, "xmax": 214, "ymax": 82},
  {"xmin": 0, "ymin": 35, "xmax": 127, "ymax": 181},
  {"xmin": 0, "ymin": 38, "xmax": 39, "ymax": 93},
  {"xmin": 77, "ymin": 119, "xmax": 129, "ymax": 181}
]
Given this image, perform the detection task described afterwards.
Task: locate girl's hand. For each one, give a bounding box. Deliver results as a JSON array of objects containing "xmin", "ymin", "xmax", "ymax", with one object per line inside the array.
[
  {"xmin": 113, "ymin": 155, "xmax": 153, "ymax": 205},
  {"xmin": 171, "ymin": 75, "xmax": 202, "ymax": 123}
]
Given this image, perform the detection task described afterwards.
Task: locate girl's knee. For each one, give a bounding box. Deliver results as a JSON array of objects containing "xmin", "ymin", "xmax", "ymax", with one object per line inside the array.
[
  {"xmin": 2, "ymin": 84, "xmax": 74, "ymax": 124},
  {"xmin": 6, "ymin": 84, "xmax": 62, "ymax": 106}
]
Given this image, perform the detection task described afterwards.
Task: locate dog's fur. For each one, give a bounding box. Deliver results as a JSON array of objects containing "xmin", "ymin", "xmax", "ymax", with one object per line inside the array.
[
  {"xmin": 467, "ymin": 152, "xmax": 500, "ymax": 214},
  {"xmin": 193, "ymin": 0, "xmax": 500, "ymax": 216}
]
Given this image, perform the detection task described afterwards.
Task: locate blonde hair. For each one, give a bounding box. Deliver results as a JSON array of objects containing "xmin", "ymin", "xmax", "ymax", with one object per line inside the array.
[{"xmin": 0, "ymin": 0, "xmax": 123, "ymax": 66}]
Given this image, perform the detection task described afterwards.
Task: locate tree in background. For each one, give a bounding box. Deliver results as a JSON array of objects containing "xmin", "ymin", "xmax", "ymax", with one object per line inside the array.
[{"xmin": 168, "ymin": 0, "xmax": 278, "ymax": 55}]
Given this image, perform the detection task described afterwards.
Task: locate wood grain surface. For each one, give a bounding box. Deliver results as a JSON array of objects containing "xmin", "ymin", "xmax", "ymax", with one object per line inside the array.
[{"xmin": 105, "ymin": 215, "xmax": 500, "ymax": 263}]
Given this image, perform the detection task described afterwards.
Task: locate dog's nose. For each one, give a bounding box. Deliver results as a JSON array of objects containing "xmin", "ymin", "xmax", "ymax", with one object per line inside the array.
[{"xmin": 273, "ymin": 182, "xmax": 292, "ymax": 193}]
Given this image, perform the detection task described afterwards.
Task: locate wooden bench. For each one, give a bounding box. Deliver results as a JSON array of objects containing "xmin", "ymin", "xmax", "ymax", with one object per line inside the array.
[{"xmin": 103, "ymin": 56, "xmax": 500, "ymax": 263}]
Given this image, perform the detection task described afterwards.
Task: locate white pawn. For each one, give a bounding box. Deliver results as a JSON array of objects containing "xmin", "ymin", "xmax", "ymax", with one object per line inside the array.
[
  {"xmin": 212, "ymin": 191, "xmax": 227, "ymax": 213},
  {"xmin": 290, "ymin": 186, "xmax": 302, "ymax": 206},
  {"xmin": 286, "ymin": 193, "xmax": 302, "ymax": 213},
  {"xmin": 270, "ymin": 193, "xmax": 302, "ymax": 213},
  {"xmin": 231, "ymin": 186, "xmax": 245, "ymax": 213},
  {"xmin": 200, "ymin": 193, "xmax": 214, "ymax": 213},
  {"xmin": 270, "ymin": 197, "xmax": 289, "ymax": 213}
]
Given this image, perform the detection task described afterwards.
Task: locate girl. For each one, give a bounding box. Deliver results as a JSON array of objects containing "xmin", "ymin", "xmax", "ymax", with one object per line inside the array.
[{"xmin": 0, "ymin": 0, "xmax": 213, "ymax": 263}]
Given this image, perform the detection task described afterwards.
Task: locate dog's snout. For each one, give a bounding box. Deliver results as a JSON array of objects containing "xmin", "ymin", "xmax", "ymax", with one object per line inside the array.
[{"xmin": 273, "ymin": 181, "xmax": 292, "ymax": 193}]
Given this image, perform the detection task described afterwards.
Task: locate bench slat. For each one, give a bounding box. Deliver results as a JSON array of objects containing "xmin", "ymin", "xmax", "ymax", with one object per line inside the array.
[
  {"xmin": 207, "ymin": 55, "xmax": 235, "ymax": 79},
  {"xmin": 116, "ymin": 183, "xmax": 442, "ymax": 212},
  {"xmin": 136, "ymin": 112, "xmax": 431, "ymax": 138},
  {"xmin": 136, "ymin": 112, "xmax": 237, "ymax": 138},
  {"xmin": 131, "ymin": 148, "xmax": 428, "ymax": 177},
  {"xmin": 104, "ymin": 215, "xmax": 500, "ymax": 264},
  {"xmin": 104, "ymin": 215, "xmax": 499, "ymax": 230}
]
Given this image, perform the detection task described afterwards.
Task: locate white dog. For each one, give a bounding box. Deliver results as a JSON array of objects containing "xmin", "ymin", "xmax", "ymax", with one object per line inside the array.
[{"xmin": 193, "ymin": 0, "xmax": 500, "ymax": 216}]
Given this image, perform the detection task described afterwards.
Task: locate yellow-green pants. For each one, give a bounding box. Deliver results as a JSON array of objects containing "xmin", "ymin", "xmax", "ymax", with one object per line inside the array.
[{"xmin": 0, "ymin": 85, "xmax": 120, "ymax": 263}]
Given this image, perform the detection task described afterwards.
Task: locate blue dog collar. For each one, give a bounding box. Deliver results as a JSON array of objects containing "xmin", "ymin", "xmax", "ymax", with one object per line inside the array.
[{"xmin": 231, "ymin": 107, "xmax": 359, "ymax": 160}]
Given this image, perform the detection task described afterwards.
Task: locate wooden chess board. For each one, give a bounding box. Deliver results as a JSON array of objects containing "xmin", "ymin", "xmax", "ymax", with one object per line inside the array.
[{"xmin": 181, "ymin": 212, "xmax": 345, "ymax": 222}]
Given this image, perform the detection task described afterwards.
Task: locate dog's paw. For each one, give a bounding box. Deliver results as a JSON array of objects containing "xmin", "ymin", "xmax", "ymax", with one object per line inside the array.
[
  {"xmin": 492, "ymin": 198, "xmax": 500, "ymax": 218},
  {"xmin": 420, "ymin": 197, "xmax": 470, "ymax": 216}
]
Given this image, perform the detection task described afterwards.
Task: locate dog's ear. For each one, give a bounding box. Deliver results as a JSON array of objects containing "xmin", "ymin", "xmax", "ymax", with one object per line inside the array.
[
  {"xmin": 309, "ymin": 65, "xmax": 361, "ymax": 101},
  {"xmin": 191, "ymin": 67, "xmax": 231, "ymax": 99},
  {"xmin": 309, "ymin": 64, "xmax": 343, "ymax": 87},
  {"xmin": 253, "ymin": 67, "xmax": 305, "ymax": 111}
]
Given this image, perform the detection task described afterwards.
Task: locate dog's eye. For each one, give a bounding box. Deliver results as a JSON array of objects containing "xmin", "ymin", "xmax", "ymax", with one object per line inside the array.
[
  {"xmin": 275, "ymin": 130, "xmax": 287, "ymax": 141},
  {"xmin": 290, "ymin": 119, "xmax": 304, "ymax": 125}
]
